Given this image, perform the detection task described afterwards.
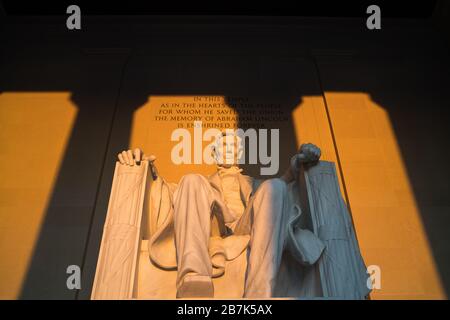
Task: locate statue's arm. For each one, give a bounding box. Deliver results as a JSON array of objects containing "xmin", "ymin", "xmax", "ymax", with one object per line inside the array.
[{"xmin": 280, "ymin": 143, "xmax": 321, "ymax": 184}]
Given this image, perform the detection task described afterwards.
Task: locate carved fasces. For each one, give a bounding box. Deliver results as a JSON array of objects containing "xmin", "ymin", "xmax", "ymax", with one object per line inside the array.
[
  {"xmin": 91, "ymin": 161, "xmax": 148, "ymax": 299},
  {"xmin": 303, "ymin": 161, "xmax": 370, "ymax": 299}
]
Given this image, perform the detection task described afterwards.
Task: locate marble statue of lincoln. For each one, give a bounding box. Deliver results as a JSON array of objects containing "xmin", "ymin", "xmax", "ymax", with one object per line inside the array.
[{"xmin": 117, "ymin": 131, "xmax": 322, "ymax": 298}]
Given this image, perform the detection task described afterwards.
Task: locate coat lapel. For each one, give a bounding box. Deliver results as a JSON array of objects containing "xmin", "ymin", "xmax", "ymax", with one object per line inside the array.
[
  {"xmin": 238, "ymin": 174, "xmax": 254, "ymax": 206},
  {"xmin": 208, "ymin": 171, "xmax": 223, "ymax": 193}
]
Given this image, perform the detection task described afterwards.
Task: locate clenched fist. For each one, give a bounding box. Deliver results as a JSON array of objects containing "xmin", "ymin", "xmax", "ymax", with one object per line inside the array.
[
  {"xmin": 117, "ymin": 148, "xmax": 156, "ymax": 166},
  {"xmin": 298, "ymin": 143, "xmax": 321, "ymax": 163},
  {"xmin": 282, "ymin": 143, "xmax": 321, "ymax": 183}
]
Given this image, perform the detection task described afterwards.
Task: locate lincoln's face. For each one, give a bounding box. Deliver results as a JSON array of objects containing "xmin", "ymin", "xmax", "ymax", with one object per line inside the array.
[{"xmin": 213, "ymin": 133, "xmax": 242, "ymax": 167}]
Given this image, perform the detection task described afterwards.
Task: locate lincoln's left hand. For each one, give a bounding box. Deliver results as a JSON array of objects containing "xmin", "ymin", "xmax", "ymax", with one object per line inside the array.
[
  {"xmin": 281, "ymin": 143, "xmax": 321, "ymax": 183},
  {"xmin": 297, "ymin": 143, "xmax": 321, "ymax": 163}
]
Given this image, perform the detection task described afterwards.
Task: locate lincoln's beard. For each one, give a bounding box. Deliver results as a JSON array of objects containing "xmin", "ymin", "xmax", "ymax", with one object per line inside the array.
[
  {"xmin": 215, "ymin": 154, "xmax": 240, "ymax": 169},
  {"xmin": 218, "ymin": 163, "xmax": 235, "ymax": 169},
  {"xmin": 213, "ymin": 149, "xmax": 239, "ymax": 169}
]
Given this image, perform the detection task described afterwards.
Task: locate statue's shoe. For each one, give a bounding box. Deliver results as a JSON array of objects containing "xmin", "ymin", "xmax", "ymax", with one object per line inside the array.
[{"xmin": 176, "ymin": 275, "xmax": 214, "ymax": 298}]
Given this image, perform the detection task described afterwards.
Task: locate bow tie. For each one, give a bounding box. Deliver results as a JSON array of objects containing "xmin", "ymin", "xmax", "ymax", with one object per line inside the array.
[{"xmin": 217, "ymin": 166, "xmax": 243, "ymax": 177}]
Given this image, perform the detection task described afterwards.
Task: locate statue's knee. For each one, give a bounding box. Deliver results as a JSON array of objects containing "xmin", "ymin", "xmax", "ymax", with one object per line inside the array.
[
  {"xmin": 259, "ymin": 178, "xmax": 287, "ymax": 197},
  {"xmin": 179, "ymin": 173, "xmax": 205, "ymax": 187}
]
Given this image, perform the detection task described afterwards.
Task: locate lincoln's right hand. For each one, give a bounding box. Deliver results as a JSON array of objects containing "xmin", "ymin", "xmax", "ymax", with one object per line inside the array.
[{"xmin": 117, "ymin": 148, "xmax": 156, "ymax": 166}]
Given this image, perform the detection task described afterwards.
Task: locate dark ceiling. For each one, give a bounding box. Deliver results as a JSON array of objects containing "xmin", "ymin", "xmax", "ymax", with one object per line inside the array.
[{"xmin": 0, "ymin": 0, "xmax": 439, "ymax": 18}]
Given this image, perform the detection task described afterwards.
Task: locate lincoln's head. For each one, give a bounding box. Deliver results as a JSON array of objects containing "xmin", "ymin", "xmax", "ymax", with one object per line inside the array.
[{"xmin": 211, "ymin": 130, "xmax": 243, "ymax": 168}]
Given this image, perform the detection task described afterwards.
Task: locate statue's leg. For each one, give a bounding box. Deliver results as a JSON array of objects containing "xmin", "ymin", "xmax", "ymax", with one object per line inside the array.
[
  {"xmin": 235, "ymin": 178, "xmax": 290, "ymax": 298},
  {"xmin": 173, "ymin": 174, "xmax": 215, "ymax": 298}
]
